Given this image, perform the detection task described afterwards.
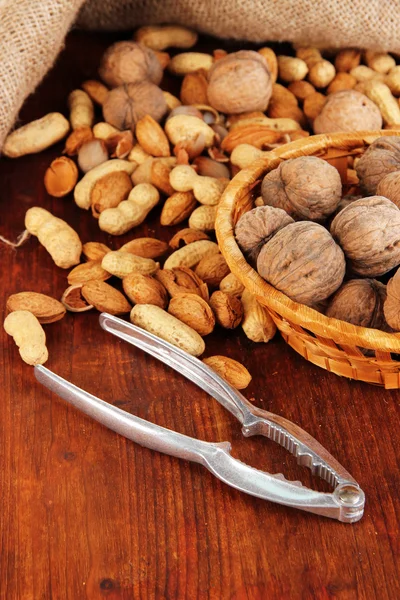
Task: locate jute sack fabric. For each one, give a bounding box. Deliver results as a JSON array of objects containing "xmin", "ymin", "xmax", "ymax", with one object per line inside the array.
[{"xmin": 1, "ymin": 0, "xmax": 400, "ymax": 151}]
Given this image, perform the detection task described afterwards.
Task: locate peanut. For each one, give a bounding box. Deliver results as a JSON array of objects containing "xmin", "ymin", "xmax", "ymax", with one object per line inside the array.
[
  {"xmin": 4, "ymin": 311, "xmax": 48, "ymax": 366},
  {"xmin": 164, "ymin": 240, "xmax": 219, "ymax": 270},
  {"xmin": 25, "ymin": 207, "xmax": 82, "ymax": 269},
  {"xmin": 267, "ymin": 84, "xmax": 306, "ymax": 125},
  {"xmin": 287, "ymin": 80, "xmax": 316, "ymax": 102},
  {"xmin": 365, "ymin": 51, "xmax": 396, "ymax": 74},
  {"xmin": 130, "ymin": 304, "xmax": 205, "ymax": 356},
  {"xmin": 296, "ymin": 47, "xmax": 336, "ymax": 88},
  {"xmin": 3, "ymin": 113, "xmax": 70, "ymax": 158},
  {"xmin": 128, "ymin": 143, "xmax": 151, "ymax": 167},
  {"xmin": 334, "ymin": 49, "xmax": 361, "ymax": 73},
  {"xmin": 277, "ymin": 56, "xmax": 308, "ymax": 82},
  {"xmin": 168, "ymin": 52, "xmax": 213, "ymax": 76},
  {"xmin": 350, "ymin": 65, "xmax": 384, "ymax": 82},
  {"xmin": 160, "ymin": 191, "xmax": 197, "ymax": 226},
  {"xmin": 68, "ymin": 89, "xmax": 94, "ymax": 130},
  {"xmin": 170, "ymin": 165, "xmax": 227, "ymax": 205},
  {"xmin": 327, "ymin": 72, "xmax": 357, "ymax": 94},
  {"xmin": 74, "ymin": 159, "xmax": 134, "ymax": 210},
  {"xmin": 98, "ymin": 183, "xmax": 159, "ymax": 235},
  {"xmin": 241, "ymin": 289, "xmax": 277, "ymax": 343},
  {"xmin": 82, "ymin": 80, "xmax": 109, "ymax": 105},
  {"xmin": 134, "ymin": 25, "xmax": 198, "ymax": 51},
  {"xmin": 258, "ymin": 48, "xmax": 278, "ymax": 83},
  {"xmin": 363, "ymin": 80, "xmax": 400, "ymax": 125},
  {"xmin": 168, "ymin": 293, "xmax": 215, "ymax": 336},
  {"xmin": 102, "ymin": 251, "xmax": 159, "ymax": 278},
  {"xmin": 123, "ymin": 273, "xmax": 168, "ymax": 308},
  {"xmin": 188, "ymin": 205, "xmax": 217, "ymax": 232},
  {"xmin": 93, "ymin": 122, "xmax": 120, "ymax": 140},
  {"xmin": 230, "ymin": 144, "xmax": 263, "ymax": 170},
  {"xmin": 385, "ymin": 66, "xmax": 400, "ymax": 96},
  {"xmin": 44, "ymin": 156, "xmax": 78, "ymax": 197},
  {"xmin": 203, "ymin": 356, "xmax": 251, "ymax": 390},
  {"xmin": 163, "ymin": 91, "xmax": 182, "ymax": 111},
  {"xmin": 165, "ymin": 115, "xmax": 215, "ymax": 148}
]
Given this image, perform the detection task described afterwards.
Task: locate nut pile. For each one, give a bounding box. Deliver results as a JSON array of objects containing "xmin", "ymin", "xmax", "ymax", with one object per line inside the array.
[
  {"xmin": 5, "ymin": 25, "xmax": 400, "ymax": 371},
  {"xmin": 235, "ymin": 135, "xmax": 400, "ymax": 333}
]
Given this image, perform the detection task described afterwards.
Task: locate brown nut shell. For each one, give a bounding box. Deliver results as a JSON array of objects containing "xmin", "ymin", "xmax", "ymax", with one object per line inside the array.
[
  {"xmin": 194, "ymin": 253, "xmax": 230, "ymax": 289},
  {"xmin": 325, "ymin": 279, "xmax": 388, "ymax": 330},
  {"xmin": 207, "ymin": 51, "xmax": 272, "ymax": 114},
  {"xmin": 168, "ymin": 293, "xmax": 215, "ymax": 336},
  {"xmin": 68, "ymin": 261, "xmax": 112, "ymax": 285},
  {"xmin": 235, "ymin": 205, "xmax": 294, "ymax": 264},
  {"xmin": 209, "ymin": 291, "xmax": 243, "ymax": 329},
  {"xmin": 376, "ymin": 171, "xmax": 400, "ymax": 208},
  {"xmin": 91, "ymin": 170, "xmax": 133, "ymax": 217},
  {"xmin": 384, "ymin": 268, "xmax": 400, "ymax": 329},
  {"xmin": 261, "ymin": 156, "xmax": 342, "ymax": 222},
  {"xmin": 44, "ymin": 157, "xmax": 78, "ymax": 197},
  {"xmin": 156, "ymin": 267, "xmax": 209, "ymax": 301},
  {"xmin": 119, "ymin": 238, "xmax": 168, "ymax": 259},
  {"xmin": 356, "ymin": 136, "xmax": 400, "ymax": 195},
  {"xmin": 313, "ymin": 90, "xmax": 382, "ymax": 134},
  {"xmin": 123, "ymin": 273, "xmax": 168, "ymax": 308},
  {"xmin": 81, "ymin": 281, "xmax": 131, "ymax": 315},
  {"xmin": 257, "ymin": 222, "xmax": 345, "ymax": 305},
  {"xmin": 330, "ymin": 196, "xmax": 400, "ymax": 276},
  {"xmin": 169, "ymin": 228, "xmax": 210, "ymax": 249},
  {"xmin": 103, "ymin": 82, "xmax": 168, "ymax": 131},
  {"xmin": 99, "ymin": 41, "xmax": 163, "ymax": 88},
  {"xmin": 7, "ymin": 292, "xmax": 66, "ymax": 323},
  {"xmin": 203, "ymin": 356, "xmax": 252, "ymax": 389}
]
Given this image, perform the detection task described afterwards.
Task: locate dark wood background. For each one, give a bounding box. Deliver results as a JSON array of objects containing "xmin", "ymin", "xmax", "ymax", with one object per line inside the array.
[{"xmin": 1, "ymin": 31, "xmax": 399, "ymax": 600}]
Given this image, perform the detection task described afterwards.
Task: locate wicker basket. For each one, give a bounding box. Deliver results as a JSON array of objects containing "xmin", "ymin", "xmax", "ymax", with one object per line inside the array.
[{"xmin": 216, "ymin": 130, "xmax": 400, "ymax": 389}]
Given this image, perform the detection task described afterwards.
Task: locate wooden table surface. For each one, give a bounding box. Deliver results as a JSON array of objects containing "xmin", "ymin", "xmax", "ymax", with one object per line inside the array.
[{"xmin": 1, "ymin": 31, "xmax": 399, "ymax": 600}]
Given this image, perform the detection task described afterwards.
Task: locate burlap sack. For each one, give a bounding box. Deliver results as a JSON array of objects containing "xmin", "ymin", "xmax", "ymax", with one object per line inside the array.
[{"xmin": 1, "ymin": 0, "xmax": 400, "ymax": 151}]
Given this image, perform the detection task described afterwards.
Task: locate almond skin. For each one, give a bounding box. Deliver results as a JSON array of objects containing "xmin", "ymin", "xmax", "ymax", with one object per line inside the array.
[
  {"xmin": 82, "ymin": 241, "xmax": 111, "ymax": 261},
  {"xmin": 160, "ymin": 191, "xmax": 197, "ymax": 226},
  {"xmin": 119, "ymin": 238, "xmax": 169, "ymax": 259},
  {"xmin": 91, "ymin": 170, "xmax": 132, "ymax": 217},
  {"xmin": 123, "ymin": 273, "xmax": 168, "ymax": 308},
  {"xmin": 203, "ymin": 356, "xmax": 252, "ymax": 389},
  {"xmin": 7, "ymin": 292, "xmax": 66, "ymax": 324},
  {"xmin": 67, "ymin": 260, "xmax": 111, "ymax": 285},
  {"xmin": 156, "ymin": 267, "xmax": 209, "ymax": 301},
  {"xmin": 81, "ymin": 281, "xmax": 131, "ymax": 315},
  {"xmin": 135, "ymin": 115, "xmax": 170, "ymax": 157},
  {"xmin": 169, "ymin": 228, "xmax": 210, "ymax": 249},
  {"xmin": 168, "ymin": 293, "xmax": 215, "ymax": 335}
]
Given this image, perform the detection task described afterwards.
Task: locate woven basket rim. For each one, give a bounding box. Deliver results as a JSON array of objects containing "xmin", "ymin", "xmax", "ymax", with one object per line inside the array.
[{"xmin": 216, "ymin": 130, "xmax": 400, "ymax": 353}]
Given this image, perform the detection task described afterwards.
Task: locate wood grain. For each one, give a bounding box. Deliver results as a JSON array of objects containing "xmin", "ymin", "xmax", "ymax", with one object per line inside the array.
[{"xmin": 0, "ymin": 31, "xmax": 399, "ymax": 600}]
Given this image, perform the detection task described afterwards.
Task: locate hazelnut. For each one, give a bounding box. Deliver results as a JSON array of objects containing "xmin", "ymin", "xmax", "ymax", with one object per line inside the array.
[
  {"xmin": 325, "ymin": 279, "xmax": 387, "ymax": 330},
  {"xmin": 103, "ymin": 82, "xmax": 167, "ymax": 131},
  {"xmin": 261, "ymin": 156, "xmax": 342, "ymax": 221},
  {"xmin": 235, "ymin": 206, "xmax": 294, "ymax": 264},
  {"xmin": 376, "ymin": 170, "xmax": 400, "ymax": 208},
  {"xmin": 356, "ymin": 136, "xmax": 400, "ymax": 195},
  {"xmin": 207, "ymin": 51, "xmax": 272, "ymax": 114},
  {"xmin": 313, "ymin": 90, "xmax": 382, "ymax": 134},
  {"xmin": 257, "ymin": 222, "xmax": 345, "ymax": 306},
  {"xmin": 99, "ymin": 41, "xmax": 163, "ymax": 87},
  {"xmin": 331, "ymin": 196, "xmax": 400, "ymax": 276}
]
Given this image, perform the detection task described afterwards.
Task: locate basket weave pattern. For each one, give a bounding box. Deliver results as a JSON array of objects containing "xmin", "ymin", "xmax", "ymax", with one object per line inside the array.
[{"xmin": 216, "ymin": 131, "xmax": 400, "ymax": 389}]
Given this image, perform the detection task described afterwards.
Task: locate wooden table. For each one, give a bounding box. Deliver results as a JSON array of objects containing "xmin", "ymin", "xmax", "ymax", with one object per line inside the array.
[{"xmin": 1, "ymin": 31, "xmax": 399, "ymax": 600}]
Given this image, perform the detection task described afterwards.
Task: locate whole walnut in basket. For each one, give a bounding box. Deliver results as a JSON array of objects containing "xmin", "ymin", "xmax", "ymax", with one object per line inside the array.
[
  {"xmin": 99, "ymin": 41, "xmax": 163, "ymax": 87},
  {"xmin": 103, "ymin": 82, "xmax": 167, "ymax": 130},
  {"xmin": 330, "ymin": 196, "xmax": 400, "ymax": 276},
  {"xmin": 207, "ymin": 51, "xmax": 273, "ymax": 114},
  {"xmin": 356, "ymin": 136, "xmax": 400, "ymax": 195},
  {"xmin": 313, "ymin": 90, "xmax": 382, "ymax": 134},
  {"xmin": 235, "ymin": 206, "xmax": 294, "ymax": 264},
  {"xmin": 325, "ymin": 279, "xmax": 388, "ymax": 330},
  {"xmin": 376, "ymin": 170, "xmax": 400, "ymax": 208},
  {"xmin": 261, "ymin": 156, "xmax": 342, "ymax": 221},
  {"xmin": 257, "ymin": 222, "xmax": 346, "ymax": 305},
  {"xmin": 384, "ymin": 268, "xmax": 400, "ymax": 330}
]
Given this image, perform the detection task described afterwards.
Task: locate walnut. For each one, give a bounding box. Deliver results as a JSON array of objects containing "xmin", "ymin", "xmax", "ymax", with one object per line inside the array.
[
  {"xmin": 99, "ymin": 41, "xmax": 163, "ymax": 88},
  {"xmin": 257, "ymin": 222, "xmax": 345, "ymax": 305},
  {"xmin": 207, "ymin": 51, "xmax": 272, "ymax": 114},
  {"xmin": 103, "ymin": 82, "xmax": 167, "ymax": 131},
  {"xmin": 330, "ymin": 196, "xmax": 400, "ymax": 276},
  {"xmin": 384, "ymin": 268, "xmax": 400, "ymax": 329},
  {"xmin": 235, "ymin": 206, "xmax": 293, "ymax": 265},
  {"xmin": 356, "ymin": 136, "xmax": 400, "ymax": 195},
  {"xmin": 261, "ymin": 156, "xmax": 342, "ymax": 221},
  {"xmin": 313, "ymin": 90, "xmax": 382, "ymax": 134},
  {"xmin": 376, "ymin": 170, "xmax": 400, "ymax": 208},
  {"xmin": 325, "ymin": 279, "xmax": 387, "ymax": 330}
]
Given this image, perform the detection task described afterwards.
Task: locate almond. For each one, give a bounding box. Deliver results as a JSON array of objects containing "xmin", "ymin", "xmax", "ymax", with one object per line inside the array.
[
  {"xmin": 160, "ymin": 191, "xmax": 197, "ymax": 226},
  {"xmin": 61, "ymin": 284, "xmax": 94, "ymax": 312},
  {"xmin": 203, "ymin": 356, "xmax": 252, "ymax": 390},
  {"xmin": 67, "ymin": 260, "xmax": 111, "ymax": 285},
  {"xmin": 82, "ymin": 241, "xmax": 111, "ymax": 261},
  {"xmin": 7, "ymin": 291, "xmax": 66, "ymax": 324},
  {"xmin": 169, "ymin": 228, "xmax": 210, "ymax": 249},
  {"xmin": 221, "ymin": 125, "xmax": 292, "ymax": 153},
  {"xmin": 195, "ymin": 253, "xmax": 230, "ymax": 289},
  {"xmin": 123, "ymin": 273, "xmax": 168, "ymax": 308},
  {"xmin": 156, "ymin": 267, "xmax": 209, "ymax": 301},
  {"xmin": 219, "ymin": 273, "xmax": 244, "ymax": 296},
  {"xmin": 119, "ymin": 238, "xmax": 168, "ymax": 259},
  {"xmin": 151, "ymin": 159, "xmax": 175, "ymax": 195},
  {"xmin": 81, "ymin": 281, "xmax": 131, "ymax": 315},
  {"xmin": 180, "ymin": 71, "xmax": 209, "ymax": 105},
  {"xmin": 91, "ymin": 170, "xmax": 132, "ymax": 217},
  {"xmin": 44, "ymin": 157, "xmax": 78, "ymax": 197},
  {"xmin": 209, "ymin": 291, "xmax": 243, "ymax": 329},
  {"xmin": 135, "ymin": 115, "xmax": 170, "ymax": 157},
  {"xmin": 168, "ymin": 293, "xmax": 215, "ymax": 335}
]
